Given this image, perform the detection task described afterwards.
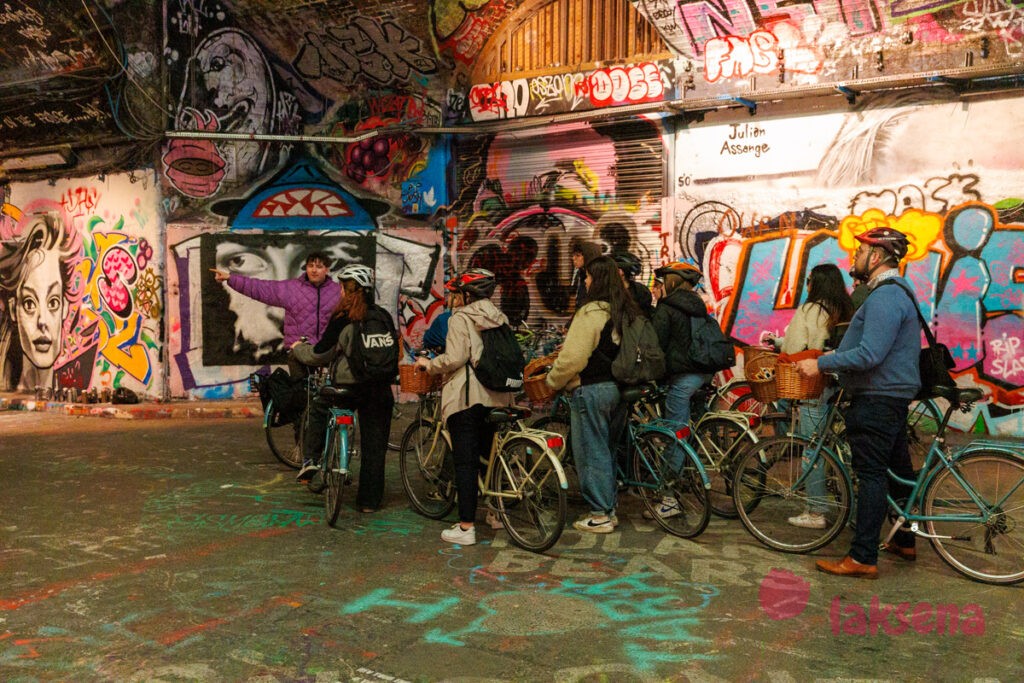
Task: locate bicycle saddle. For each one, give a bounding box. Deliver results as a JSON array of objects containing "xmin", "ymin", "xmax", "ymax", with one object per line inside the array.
[
  {"xmin": 486, "ymin": 406, "xmax": 532, "ymax": 424},
  {"xmin": 932, "ymin": 384, "xmax": 984, "ymax": 406},
  {"xmin": 319, "ymin": 385, "xmax": 356, "ymax": 403},
  {"xmin": 620, "ymin": 384, "xmax": 657, "ymax": 405}
]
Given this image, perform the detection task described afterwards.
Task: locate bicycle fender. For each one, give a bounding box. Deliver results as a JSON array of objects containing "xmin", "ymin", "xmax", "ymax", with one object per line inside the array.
[
  {"xmin": 511, "ymin": 429, "xmax": 569, "ymax": 490},
  {"xmin": 637, "ymin": 422, "xmax": 713, "ymax": 489}
]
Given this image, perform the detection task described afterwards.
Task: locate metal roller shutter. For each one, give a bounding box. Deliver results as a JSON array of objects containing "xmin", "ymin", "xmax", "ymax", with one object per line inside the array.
[{"xmin": 451, "ymin": 118, "xmax": 666, "ymax": 330}]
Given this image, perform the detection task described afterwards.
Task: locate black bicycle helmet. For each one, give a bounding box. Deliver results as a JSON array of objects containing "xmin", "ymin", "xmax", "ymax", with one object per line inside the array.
[
  {"xmin": 610, "ymin": 251, "xmax": 642, "ymax": 278},
  {"xmin": 445, "ymin": 268, "xmax": 497, "ymax": 299}
]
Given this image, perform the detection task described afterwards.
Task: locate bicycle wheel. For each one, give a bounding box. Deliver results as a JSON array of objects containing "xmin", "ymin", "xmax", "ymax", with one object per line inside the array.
[
  {"xmin": 265, "ymin": 402, "xmax": 305, "ymax": 469},
  {"xmin": 492, "ymin": 437, "xmax": 567, "ymax": 553},
  {"xmin": 530, "ymin": 414, "xmax": 579, "ymax": 498},
  {"xmin": 924, "ymin": 451, "xmax": 1024, "ymax": 584},
  {"xmin": 325, "ymin": 425, "xmax": 347, "ymax": 527},
  {"xmin": 907, "ymin": 399, "xmax": 941, "ymax": 464},
  {"xmin": 692, "ymin": 416, "xmax": 758, "ymax": 518},
  {"xmin": 733, "ymin": 434, "xmax": 852, "ymax": 553},
  {"xmin": 398, "ymin": 419, "xmax": 456, "ymax": 519},
  {"xmin": 632, "ymin": 430, "xmax": 710, "ymax": 538}
]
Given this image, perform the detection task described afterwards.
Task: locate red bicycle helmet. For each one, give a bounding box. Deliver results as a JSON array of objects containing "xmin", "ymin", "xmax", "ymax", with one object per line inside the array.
[
  {"xmin": 445, "ymin": 268, "xmax": 497, "ymax": 298},
  {"xmin": 855, "ymin": 227, "xmax": 909, "ymax": 261}
]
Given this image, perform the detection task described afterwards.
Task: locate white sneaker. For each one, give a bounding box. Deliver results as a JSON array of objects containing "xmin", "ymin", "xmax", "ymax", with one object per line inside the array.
[
  {"xmin": 485, "ymin": 510, "xmax": 504, "ymax": 530},
  {"xmin": 787, "ymin": 511, "xmax": 826, "ymax": 529},
  {"xmin": 296, "ymin": 460, "xmax": 318, "ymax": 482},
  {"xmin": 642, "ymin": 497, "xmax": 682, "ymax": 520},
  {"xmin": 573, "ymin": 513, "xmax": 617, "ymax": 534},
  {"xmin": 441, "ymin": 523, "xmax": 477, "ymax": 545}
]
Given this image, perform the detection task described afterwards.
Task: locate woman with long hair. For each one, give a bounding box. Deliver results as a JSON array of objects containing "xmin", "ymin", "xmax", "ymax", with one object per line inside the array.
[
  {"xmin": 771, "ymin": 262, "xmax": 854, "ymax": 529},
  {"xmin": 291, "ymin": 264, "xmax": 396, "ymax": 513},
  {"xmin": 546, "ymin": 256, "xmax": 641, "ymax": 533},
  {"xmin": 0, "ymin": 213, "xmax": 79, "ymax": 392}
]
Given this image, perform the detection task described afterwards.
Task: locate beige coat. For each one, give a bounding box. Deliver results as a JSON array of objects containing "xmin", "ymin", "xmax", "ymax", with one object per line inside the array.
[
  {"xmin": 424, "ymin": 299, "xmax": 515, "ymax": 423},
  {"xmin": 545, "ymin": 301, "xmax": 618, "ymax": 393},
  {"xmin": 779, "ymin": 302, "xmax": 830, "ymax": 354}
]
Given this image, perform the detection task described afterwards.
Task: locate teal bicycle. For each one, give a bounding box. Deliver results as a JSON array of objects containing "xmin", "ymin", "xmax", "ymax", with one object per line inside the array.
[
  {"xmin": 732, "ymin": 385, "xmax": 1024, "ymax": 584},
  {"xmin": 617, "ymin": 384, "xmax": 713, "ymax": 538},
  {"xmin": 315, "ymin": 384, "xmax": 359, "ymax": 527}
]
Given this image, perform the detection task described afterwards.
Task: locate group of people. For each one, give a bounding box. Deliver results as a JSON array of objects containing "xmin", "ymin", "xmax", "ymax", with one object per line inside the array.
[{"xmin": 219, "ymin": 226, "xmax": 924, "ymax": 580}]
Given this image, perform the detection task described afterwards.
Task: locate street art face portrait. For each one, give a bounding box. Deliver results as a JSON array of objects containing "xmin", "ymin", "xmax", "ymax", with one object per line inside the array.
[
  {"xmin": 0, "ymin": 214, "xmax": 78, "ymax": 392},
  {"xmin": 165, "ymin": 29, "xmax": 278, "ymax": 198},
  {"xmin": 201, "ymin": 233, "xmax": 373, "ymax": 366}
]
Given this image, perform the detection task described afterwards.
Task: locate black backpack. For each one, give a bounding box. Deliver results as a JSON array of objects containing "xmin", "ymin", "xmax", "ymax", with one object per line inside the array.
[
  {"xmin": 260, "ymin": 367, "xmax": 306, "ymax": 425},
  {"xmin": 348, "ymin": 306, "xmax": 400, "ymax": 384},
  {"xmin": 686, "ymin": 314, "xmax": 736, "ymax": 372},
  {"xmin": 472, "ymin": 323, "xmax": 525, "ymax": 392}
]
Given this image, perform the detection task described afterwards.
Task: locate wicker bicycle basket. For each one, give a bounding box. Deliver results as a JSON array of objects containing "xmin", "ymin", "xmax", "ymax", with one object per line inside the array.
[
  {"xmin": 399, "ymin": 363, "xmax": 439, "ymax": 394},
  {"xmin": 776, "ymin": 361, "xmax": 826, "ymax": 400},
  {"xmin": 522, "ymin": 352, "xmax": 558, "ymax": 403},
  {"xmin": 743, "ymin": 346, "xmax": 779, "ymax": 403}
]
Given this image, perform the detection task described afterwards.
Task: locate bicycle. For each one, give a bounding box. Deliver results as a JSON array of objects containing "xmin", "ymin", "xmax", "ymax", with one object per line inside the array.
[
  {"xmin": 315, "ymin": 383, "xmax": 359, "ymax": 527},
  {"xmin": 616, "ymin": 384, "xmax": 712, "ymax": 538},
  {"xmin": 732, "ymin": 384, "xmax": 1024, "ymax": 584},
  {"xmin": 399, "ymin": 387, "xmax": 569, "ymax": 553},
  {"xmin": 250, "ymin": 367, "xmax": 327, "ymax": 469},
  {"xmin": 535, "ymin": 382, "xmax": 757, "ymax": 520}
]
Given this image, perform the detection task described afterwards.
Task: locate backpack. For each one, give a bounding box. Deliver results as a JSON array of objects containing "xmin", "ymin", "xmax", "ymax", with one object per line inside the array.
[
  {"xmin": 261, "ymin": 367, "xmax": 306, "ymax": 426},
  {"xmin": 611, "ymin": 314, "xmax": 666, "ymax": 385},
  {"xmin": 686, "ymin": 314, "xmax": 737, "ymax": 372},
  {"xmin": 874, "ymin": 281, "xmax": 955, "ymax": 399},
  {"xmin": 471, "ymin": 323, "xmax": 525, "ymax": 392},
  {"xmin": 348, "ymin": 306, "xmax": 400, "ymax": 384}
]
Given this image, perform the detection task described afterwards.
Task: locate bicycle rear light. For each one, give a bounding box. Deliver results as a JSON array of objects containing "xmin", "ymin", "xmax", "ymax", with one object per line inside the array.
[
  {"xmin": 747, "ymin": 415, "xmax": 761, "ymax": 428},
  {"xmin": 546, "ymin": 436, "xmax": 564, "ymax": 449},
  {"xmin": 675, "ymin": 426, "xmax": 691, "ymax": 440},
  {"xmin": 335, "ymin": 414, "xmax": 354, "ymax": 425}
]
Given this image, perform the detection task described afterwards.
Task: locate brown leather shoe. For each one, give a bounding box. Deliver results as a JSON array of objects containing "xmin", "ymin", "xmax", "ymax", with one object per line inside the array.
[
  {"xmin": 881, "ymin": 542, "xmax": 917, "ymax": 561},
  {"xmin": 816, "ymin": 556, "xmax": 878, "ymax": 579}
]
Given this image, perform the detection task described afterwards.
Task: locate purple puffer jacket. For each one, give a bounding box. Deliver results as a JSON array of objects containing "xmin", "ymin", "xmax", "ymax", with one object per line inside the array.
[{"xmin": 227, "ymin": 273, "xmax": 341, "ymax": 346}]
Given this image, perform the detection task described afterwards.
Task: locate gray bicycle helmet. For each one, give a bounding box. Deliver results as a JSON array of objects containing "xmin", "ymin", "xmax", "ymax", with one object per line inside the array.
[
  {"xmin": 611, "ymin": 251, "xmax": 642, "ymax": 278},
  {"xmin": 446, "ymin": 268, "xmax": 497, "ymax": 299}
]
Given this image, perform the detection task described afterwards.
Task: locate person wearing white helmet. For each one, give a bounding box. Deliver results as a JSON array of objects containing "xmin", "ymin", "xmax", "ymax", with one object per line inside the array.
[
  {"xmin": 796, "ymin": 228, "xmax": 920, "ymax": 579},
  {"xmin": 291, "ymin": 262, "xmax": 397, "ymax": 512}
]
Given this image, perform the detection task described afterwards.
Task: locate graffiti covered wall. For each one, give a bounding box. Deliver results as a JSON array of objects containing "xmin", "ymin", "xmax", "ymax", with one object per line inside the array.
[
  {"xmin": 0, "ymin": 173, "xmax": 164, "ymax": 398},
  {"xmin": 674, "ymin": 91, "xmax": 1024, "ymax": 434}
]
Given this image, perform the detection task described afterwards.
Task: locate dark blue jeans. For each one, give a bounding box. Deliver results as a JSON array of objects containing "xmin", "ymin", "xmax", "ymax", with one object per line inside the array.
[{"xmin": 844, "ymin": 394, "xmax": 915, "ymax": 565}]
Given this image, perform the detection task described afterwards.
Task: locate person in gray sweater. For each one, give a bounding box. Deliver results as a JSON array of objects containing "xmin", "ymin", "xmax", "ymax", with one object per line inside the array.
[{"xmin": 796, "ymin": 228, "xmax": 921, "ymax": 579}]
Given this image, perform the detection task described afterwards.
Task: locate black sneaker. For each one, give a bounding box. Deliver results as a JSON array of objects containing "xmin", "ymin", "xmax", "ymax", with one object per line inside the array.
[
  {"xmin": 308, "ymin": 470, "xmax": 326, "ymax": 493},
  {"xmin": 296, "ymin": 460, "xmax": 317, "ymax": 482}
]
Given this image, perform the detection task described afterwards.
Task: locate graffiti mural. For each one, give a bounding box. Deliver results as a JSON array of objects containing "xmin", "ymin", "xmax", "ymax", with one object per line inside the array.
[
  {"xmin": 162, "ymin": 3, "xmax": 319, "ymax": 206},
  {"xmin": 466, "ymin": 61, "xmax": 677, "ymax": 121},
  {"xmin": 675, "ymin": 92, "xmax": 1024, "ymax": 433},
  {"xmin": 167, "ymin": 226, "xmax": 445, "ymax": 399},
  {"xmin": 453, "ymin": 120, "xmax": 666, "ymax": 327},
  {"xmin": 0, "ymin": 174, "xmax": 163, "ymax": 397}
]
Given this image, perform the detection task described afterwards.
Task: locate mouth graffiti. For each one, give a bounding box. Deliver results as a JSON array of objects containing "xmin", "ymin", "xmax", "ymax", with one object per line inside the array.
[{"xmin": 163, "ymin": 108, "xmax": 228, "ymax": 198}]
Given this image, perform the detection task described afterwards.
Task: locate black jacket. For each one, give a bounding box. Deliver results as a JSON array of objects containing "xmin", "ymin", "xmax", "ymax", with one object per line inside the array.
[{"xmin": 652, "ymin": 288, "xmax": 706, "ymax": 376}]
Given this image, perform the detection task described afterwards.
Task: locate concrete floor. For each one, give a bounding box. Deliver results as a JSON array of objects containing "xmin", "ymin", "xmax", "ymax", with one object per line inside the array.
[{"xmin": 1, "ymin": 410, "xmax": 1021, "ymax": 682}]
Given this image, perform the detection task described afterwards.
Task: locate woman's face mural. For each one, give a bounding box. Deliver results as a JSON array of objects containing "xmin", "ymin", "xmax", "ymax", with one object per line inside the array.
[{"xmin": 12, "ymin": 246, "xmax": 66, "ymax": 371}]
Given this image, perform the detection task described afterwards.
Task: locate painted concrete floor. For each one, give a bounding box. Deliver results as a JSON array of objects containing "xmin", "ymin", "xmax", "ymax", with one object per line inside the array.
[{"xmin": 1, "ymin": 411, "xmax": 1021, "ymax": 682}]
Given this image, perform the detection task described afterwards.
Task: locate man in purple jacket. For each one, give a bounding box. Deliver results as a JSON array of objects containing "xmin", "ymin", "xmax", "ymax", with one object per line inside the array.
[{"xmin": 211, "ymin": 251, "xmax": 341, "ymax": 365}]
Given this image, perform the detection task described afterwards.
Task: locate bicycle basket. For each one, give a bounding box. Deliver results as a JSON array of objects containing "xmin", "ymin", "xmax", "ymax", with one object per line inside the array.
[
  {"xmin": 743, "ymin": 346, "xmax": 779, "ymax": 403},
  {"xmin": 776, "ymin": 360, "xmax": 826, "ymax": 399},
  {"xmin": 399, "ymin": 363, "xmax": 440, "ymax": 394},
  {"xmin": 523, "ymin": 352, "xmax": 558, "ymax": 403}
]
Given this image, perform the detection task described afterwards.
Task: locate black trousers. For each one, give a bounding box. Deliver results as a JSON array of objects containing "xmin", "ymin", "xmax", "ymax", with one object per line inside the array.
[
  {"xmin": 305, "ymin": 383, "xmax": 394, "ymax": 510},
  {"xmin": 446, "ymin": 404, "xmax": 497, "ymax": 524}
]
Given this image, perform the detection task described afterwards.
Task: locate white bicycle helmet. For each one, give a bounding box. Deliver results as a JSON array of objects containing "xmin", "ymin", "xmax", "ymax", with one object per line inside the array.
[{"xmin": 338, "ymin": 263, "xmax": 374, "ymax": 289}]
